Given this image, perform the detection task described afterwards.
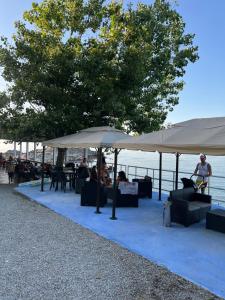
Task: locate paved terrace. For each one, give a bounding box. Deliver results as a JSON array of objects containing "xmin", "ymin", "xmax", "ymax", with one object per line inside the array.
[
  {"xmin": 0, "ymin": 169, "xmax": 222, "ymax": 299},
  {"xmin": 15, "ymin": 182, "xmax": 225, "ymax": 299}
]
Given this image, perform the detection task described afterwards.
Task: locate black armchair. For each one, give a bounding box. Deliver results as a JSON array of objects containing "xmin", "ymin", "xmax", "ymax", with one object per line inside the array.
[
  {"xmin": 169, "ymin": 187, "xmax": 211, "ymax": 227},
  {"xmin": 115, "ymin": 189, "xmax": 139, "ymax": 207},
  {"xmin": 80, "ymin": 181, "xmax": 107, "ymax": 207},
  {"xmin": 132, "ymin": 178, "xmax": 152, "ymax": 198},
  {"xmin": 106, "ymin": 184, "xmax": 139, "ymax": 207}
]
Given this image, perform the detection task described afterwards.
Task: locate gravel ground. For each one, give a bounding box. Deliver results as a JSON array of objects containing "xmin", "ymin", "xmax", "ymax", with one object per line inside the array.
[{"xmin": 0, "ymin": 184, "xmax": 221, "ymax": 300}]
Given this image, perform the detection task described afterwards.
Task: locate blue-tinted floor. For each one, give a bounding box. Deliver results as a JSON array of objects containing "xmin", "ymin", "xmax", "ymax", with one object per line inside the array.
[{"xmin": 15, "ymin": 184, "xmax": 225, "ymax": 299}]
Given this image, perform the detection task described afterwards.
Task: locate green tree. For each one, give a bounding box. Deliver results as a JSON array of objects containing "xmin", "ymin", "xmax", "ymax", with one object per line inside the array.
[{"xmin": 0, "ymin": 0, "xmax": 198, "ymax": 141}]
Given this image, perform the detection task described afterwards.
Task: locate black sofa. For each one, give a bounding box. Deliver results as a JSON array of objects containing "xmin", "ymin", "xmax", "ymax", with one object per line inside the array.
[
  {"xmin": 206, "ymin": 209, "xmax": 225, "ymax": 233},
  {"xmin": 106, "ymin": 187, "xmax": 139, "ymax": 207},
  {"xmin": 75, "ymin": 178, "xmax": 86, "ymax": 194},
  {"xmin": 80, "ymin": 181, "xmax": 107, "ymax": 207},
  {"xmin": 132, "ymin": 178, "xmax": 152, "ymax": 198},
  {"xmin": 169, "ymin": 187, "xmax": 211, "ymax": 227},
  {"xmin": 115, "ymin": 189, "xmax": 139, "ymax": 207}
]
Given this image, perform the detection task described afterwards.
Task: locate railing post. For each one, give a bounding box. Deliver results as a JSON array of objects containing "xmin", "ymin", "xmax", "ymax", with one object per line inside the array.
[
  {"xmin": 175, "ymin": 153, "xmax": 180, "ymax": 190},
  {"xmin": 95, "ymin": 147, "xmax": 102, "ymax": 214},
  {"xmin": 208, "ymin": 177, "xmax": 210, "ymax": 195},
  {"xmin": 111, "ymin": 148, "xmax": 118, "ymax": 220},
  {"xmin": 158, "ymin": 152, "xmax": 162, "ymax": 201}
]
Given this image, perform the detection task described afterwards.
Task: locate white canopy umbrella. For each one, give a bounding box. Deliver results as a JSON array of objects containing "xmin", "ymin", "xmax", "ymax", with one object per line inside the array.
[
  {"xmin": 113, "ymin": 117, "xmax": 225, "ymax": 155},
  {"xmin": 113, "ymin": 117, "xmax": 225, "ymax": 199},
  {"xmin": 42, "ymin": 126, "xmax": 132, "ymax": 149},
  {"xmin": 42, "ymin": 126, "xmax": 133, "ymax": 219}
]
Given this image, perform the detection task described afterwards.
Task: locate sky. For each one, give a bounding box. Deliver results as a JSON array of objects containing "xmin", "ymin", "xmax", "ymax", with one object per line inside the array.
[{"xmin": 0, "ymin": 0, "xmax": 225, "ymax": 125}]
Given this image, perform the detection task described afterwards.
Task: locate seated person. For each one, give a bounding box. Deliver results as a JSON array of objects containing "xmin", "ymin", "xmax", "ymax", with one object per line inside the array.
[
  {"xmin": 105, "ymin": 177, "xmax": 112, "ymax": 186},
  {"xmin": 90, "ymin": 167, "xmax": 98, "ymax": 183},
  {"xmin": 144, "ymin": 175, "xmax": 151, "ymax": 181},
  {"xmin": 6, "ymin": 156, "xmax": 15, "ymax": 183},
  {"xmin": 116, "ymin": 171, "xmax": 128, "ymax": 184},
  {"xmin": 30, "ymin": 162, "xmax": 41, "ymax": 180},
  {"xmin": 14, "ymin": 159, "xmax": 25, "ymax": 183},
  {"xmin": 76, "ymin": 157, "xmax": 89, "ymax": 178},
  {"xmin": 80, "ymin": 157, "xmax": 88, "ymax": 167},
  {"xmin": 100, "ymin": 165, "xmax": 112, "ymax": 186}
]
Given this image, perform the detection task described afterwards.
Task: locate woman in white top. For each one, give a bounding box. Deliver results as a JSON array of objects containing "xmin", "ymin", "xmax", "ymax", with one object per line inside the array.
[{"xmin": 194, "ymin": 154, "xmax": 212, "ymax": 194}]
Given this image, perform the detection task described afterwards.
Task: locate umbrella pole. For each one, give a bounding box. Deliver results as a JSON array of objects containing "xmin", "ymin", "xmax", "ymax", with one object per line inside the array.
[
  {"xmin": 41, "ymin": 146, "xmax": 45, "ymax": 192},
  {"xmin": 158, "ymin": 152, "xmax": 162, "ymax": 201},
  {"xmin": 175, "ymin": 153, "xmax": 180, "ymax": 190},
  {"xmin": 95, "ymin": 147, "xmax": 102, "ymax": 214},
  {"xmin": 110, "ymin": 148, "xmax": 118, "ymax": 220}
]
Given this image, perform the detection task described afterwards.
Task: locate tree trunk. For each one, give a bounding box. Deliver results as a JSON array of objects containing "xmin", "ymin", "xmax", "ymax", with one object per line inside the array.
[{"xmin": 56, "ymin": 148, "xmax": 66, "ymax": 169}]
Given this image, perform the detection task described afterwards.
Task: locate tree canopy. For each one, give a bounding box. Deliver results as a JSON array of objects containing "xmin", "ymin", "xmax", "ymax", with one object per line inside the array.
[{"xmin": 0, "ymin": 0, "xmax": 198, "ymax": 141}]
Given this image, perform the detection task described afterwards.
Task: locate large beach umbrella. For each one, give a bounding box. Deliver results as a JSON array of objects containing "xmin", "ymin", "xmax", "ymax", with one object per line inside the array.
[
  {"xmin": 42, "ymin": 126, "xmax": 133, "ymax": 219},
  {"xmin": 113, "ymin": 117, "xmax": 225, "ymax": 155},
  {"xmin": 43, "ymin": 126, "xmax": 132, "ymax": 149},
  {"xmin": 113, "ymin": 117, "xmax": 225, "ymax": 199}
]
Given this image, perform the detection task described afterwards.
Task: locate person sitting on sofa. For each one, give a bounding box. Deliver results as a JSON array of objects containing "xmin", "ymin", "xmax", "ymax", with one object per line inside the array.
[
  {"xmin": 90, "ymin": 167, "xmax": 98, "ymax": 183},
  {"xmin": 100, "ymin": 164, "xmax": 112, "ymax": 186},
  {"xmin": 116, "ymin": 171, "xmax": 128, "ymax": 184}
]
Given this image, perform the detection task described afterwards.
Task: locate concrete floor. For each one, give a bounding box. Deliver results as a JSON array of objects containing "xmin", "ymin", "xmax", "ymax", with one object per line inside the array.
[
  {"xmin": 0, "ymin": 183, "xmax": 219, "ymax": 299},
  {"xmin": 15, "ymin": 182, "xmax": 225, "ymax": 299}
]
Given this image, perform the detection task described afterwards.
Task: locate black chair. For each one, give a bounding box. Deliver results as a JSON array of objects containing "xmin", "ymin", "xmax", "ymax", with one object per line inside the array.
[
  {"xmin": 132, "ymin": 178, "xmax": 152, "ymax": 198},
  {"xmin": 115, "ymin": 189, "xmax": 139, "ymax": 207},
  {"xmin": 75, "ymin": 178, "xmax": 86, "ymax": 194},
  {"xmin": 75, "ymin": 166, "xmax": 90, "ymax": 194},
  {"xmin": 206, "ymin": 209, "xmax": 225, "ymax": 233},
  {"xmin": 80, "ymin": 181, "xmax": 107, "ymax": 207},
  {"xmin": 50, "ymin": 171, "xmax": 71, "ymax": 192},
  {"xmin": 77, "ymin": 166, "xmax": 89, "ymax": 179},
  {"xmin": 181, "ymin": 177, "xmax": 198, "ymax": 191},
  {"xmin": 169, "ymin": 187, "xmax": 211, "ymax": 227},
  {"xmin": 107, "ymin": 182, "xmax": 139, "ymax": 207}
]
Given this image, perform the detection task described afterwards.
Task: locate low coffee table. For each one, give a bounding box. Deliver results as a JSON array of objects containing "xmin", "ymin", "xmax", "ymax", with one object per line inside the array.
[{"xmin": 206, "ymin": 209, "xmax": 225, "ymax": 233}]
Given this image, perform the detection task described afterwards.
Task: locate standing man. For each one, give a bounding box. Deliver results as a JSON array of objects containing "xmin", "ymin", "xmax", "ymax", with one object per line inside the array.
[
  {"xmin": 194, "ymin": 154, "xmax": 212, "ymax": 194},
  {"xmin": 6, "ymin": 156, "xmax": 15, "ymax": 184}
]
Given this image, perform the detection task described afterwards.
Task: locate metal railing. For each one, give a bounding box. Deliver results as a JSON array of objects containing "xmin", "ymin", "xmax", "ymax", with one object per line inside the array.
[
  {"xmin": 110, "ymin": 163, "xmax": 225, "ymax": 206},
  {"xmin": 83, "ymin": 160, "xmax": 225, "ymax": 205}
]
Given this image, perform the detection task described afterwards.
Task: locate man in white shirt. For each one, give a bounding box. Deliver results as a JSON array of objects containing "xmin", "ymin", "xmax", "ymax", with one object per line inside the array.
[{"xmin": 194, "ymin": 154, "xmax": 212, "ymax": 194}]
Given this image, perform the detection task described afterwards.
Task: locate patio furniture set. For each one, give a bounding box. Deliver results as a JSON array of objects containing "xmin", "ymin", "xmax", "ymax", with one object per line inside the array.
[
  {"xmin": 169, "ymin": 186, "xmax": 225, "ymax": 233},
  {"xmin": 81, "ymin": 178, "xmax": 153, "ymax": 208},
  {"xmin": 49, "ymin": 164, "xmax": 225, "ymax": 233},
  {"xmin": 49, "ymin": 167, "xmax": 153, "ymax": 208}
]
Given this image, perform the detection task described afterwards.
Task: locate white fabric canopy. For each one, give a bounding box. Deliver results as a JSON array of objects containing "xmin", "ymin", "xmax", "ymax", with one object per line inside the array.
[
  {"xmin": 42, "ymin": 126, "xmax": 132, "ymax": 148},
  {"xmin": 113, "ymin": 117, "xmax": 225, "ymax": 155}
]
